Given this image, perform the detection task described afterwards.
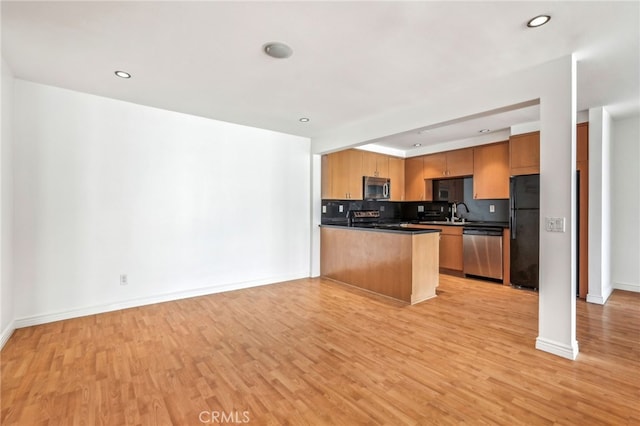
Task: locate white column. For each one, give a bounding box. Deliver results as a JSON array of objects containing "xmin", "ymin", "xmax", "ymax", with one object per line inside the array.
[
  {"xmin": 536, "ymin": 55, "xmax": 579, "ymax": 360},
  {"xmin": 310, "ymin": 154, "xmax": 322, "ymax": 277},
  {"xmin": 587, "ymin": 107, "xmax": 613, "ymax": 304}
]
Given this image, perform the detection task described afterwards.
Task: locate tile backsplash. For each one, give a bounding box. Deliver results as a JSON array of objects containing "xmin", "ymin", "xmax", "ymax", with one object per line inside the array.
[
  {"xmin": 321, "ymin": 200, "xmax": 400, "ymax": 225},
  {"xmin": 321, "ymin": 200, "xmax": 448, "ymax": 225}
]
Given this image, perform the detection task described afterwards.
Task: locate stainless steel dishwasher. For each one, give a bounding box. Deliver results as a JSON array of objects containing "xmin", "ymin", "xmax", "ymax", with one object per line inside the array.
[{"xmin": 463, "ymin": 227, "xmax": 503, "ymax": 280}]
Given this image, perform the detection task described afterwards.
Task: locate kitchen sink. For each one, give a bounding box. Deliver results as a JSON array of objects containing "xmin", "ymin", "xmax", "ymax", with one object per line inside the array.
[{"xmin": 415, "ymin": 220, "xmax": 467, "ymax": 226}]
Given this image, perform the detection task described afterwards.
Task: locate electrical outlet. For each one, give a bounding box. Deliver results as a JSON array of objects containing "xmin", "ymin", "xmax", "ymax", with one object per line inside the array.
[
  {"xmin": 489, "ymin": 204, "xmax": 495, "ymax": 213},
  {"xmin": 120, "ymin": 274, "xmax": 128, "ymax": 285},
  {"xmin": 339, "ymin": 205, "xmax": 344, "ymax": 213},
  {"xmin": 380, "ymin": 206, "xmax": 385, "ymax": 212},
  {"xmin": 418, "ymin": 205, "xmax": 424, "ymax": 213},
  {"xmin": 322, "ymin": 206, "xmax": 327, "ymax": 214}
]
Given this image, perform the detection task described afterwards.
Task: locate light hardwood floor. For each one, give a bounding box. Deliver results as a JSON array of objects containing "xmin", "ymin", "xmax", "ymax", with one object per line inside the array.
[{"xmin": 2, "ymin": 275, "xmax": 639, "ymax": 425}]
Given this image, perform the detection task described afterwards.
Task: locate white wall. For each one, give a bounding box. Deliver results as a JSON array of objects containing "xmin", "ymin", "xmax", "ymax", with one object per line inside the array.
[
  {"xmin": 1, "ymin": 59, "xmax": 15, "ymax": 347},
  {"xmin": 611, "ymin": 114, "xmax": 640, "ymax": 292},
  {"xmin": 12, "ymin": 80, "xmax": 311, "ymax": 325}
]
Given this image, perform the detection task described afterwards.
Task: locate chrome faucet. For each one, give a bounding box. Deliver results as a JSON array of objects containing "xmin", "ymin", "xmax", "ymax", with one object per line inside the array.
[{"xmin": 452, "ymin": 202, "xmax": 470, "ymax": 222}]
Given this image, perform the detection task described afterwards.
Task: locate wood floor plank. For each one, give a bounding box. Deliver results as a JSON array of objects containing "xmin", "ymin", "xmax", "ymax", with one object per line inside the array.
[{"xmin": 2, "ymin": 275, "xmax": 639, "ymax": 425}]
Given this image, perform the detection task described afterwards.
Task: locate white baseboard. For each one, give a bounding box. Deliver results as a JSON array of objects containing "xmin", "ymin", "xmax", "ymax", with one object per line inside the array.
[
  {"xmin": 613, "ymin": 281, "xmax": 640, "ymax": 293},
  {"xmin": 586, "ymin": 285, "xmax": 614, "ymax": 305},
  {"xmin": 586, "ymin": 294, "xmax": 606, "ymax": 304},
  {"xmin": 0, "ymin": 320, "xmax": 15, "ymax": 350},
  {"xmin": 13, "ymin": 273, "xmax": 308, "ymax": 330},
  {"xmin": 535, "ymin": 337, "xmax": 579, "ymax": 360},
  {"xmin": 587, "ymin": 282, "xmax": 639, "ymax": 304}
]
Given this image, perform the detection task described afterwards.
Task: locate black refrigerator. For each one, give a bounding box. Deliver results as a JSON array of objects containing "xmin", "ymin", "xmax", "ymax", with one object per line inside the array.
[{"xmin": 510, "ymin": 174, "xmax": 540, "ymax": 289}]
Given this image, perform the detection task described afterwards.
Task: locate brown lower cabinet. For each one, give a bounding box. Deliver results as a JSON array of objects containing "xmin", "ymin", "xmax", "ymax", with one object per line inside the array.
[
  {"xmin": 321, "ymin": 226, "xmax": 440, "ymax": 304},
  {"xmin": 409, "ymin": 225, "xmax": 511, "ymax": 285},
  {"xmin": 407, "ymin": 225, "xmax": 463, "ymax": 272}
]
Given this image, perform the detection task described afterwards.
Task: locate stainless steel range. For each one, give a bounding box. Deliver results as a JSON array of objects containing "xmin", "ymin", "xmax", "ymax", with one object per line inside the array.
[{"xmin": 346, "ymin": 209, "xmax": 380, "ymax": 227}]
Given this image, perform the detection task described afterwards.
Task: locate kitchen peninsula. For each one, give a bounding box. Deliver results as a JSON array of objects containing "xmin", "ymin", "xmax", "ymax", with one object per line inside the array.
[{"xmin": 320, "ymin": 225, "xmax": 440, "ymax": 304}]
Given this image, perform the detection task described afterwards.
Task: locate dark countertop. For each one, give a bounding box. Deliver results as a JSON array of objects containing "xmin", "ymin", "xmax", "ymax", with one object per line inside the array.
[
  {"xmin": 408, "ymin": 220, "xmax": 509, "ymax": 229},
  {"xmin": 321, "ymin": 221, "xmax": 509, "ymax": 231},
  {"xmin": 320, "ymin": 224, "xmax": 441, "ymax": 235}
]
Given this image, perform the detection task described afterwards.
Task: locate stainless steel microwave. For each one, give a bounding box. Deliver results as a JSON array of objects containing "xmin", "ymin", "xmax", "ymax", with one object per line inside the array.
[{"xmin": 363, "ymin": 176, "xmax": 390, "ymax": 200}]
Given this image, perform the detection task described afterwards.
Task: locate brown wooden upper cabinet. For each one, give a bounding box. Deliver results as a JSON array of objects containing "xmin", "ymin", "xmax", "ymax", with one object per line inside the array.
[
  {"xmin": 388, "ymin": 156, "xmax": 405, "ymax": 201},
  {"xmin": 405, "ymin": 156, "xmax": 427, "ymax": 201},
  {"xmin": 423, "ymin": 148, "xmax": 474, "ymax": 179},
  {"xmin": 510, "ymin": 131, "xmax": 540, "ymax": 176},
  {"xmin": 322, "ymin": 149, "xmax": 363, "ymax": 200},
  {"xmin": 509, "ymin": 126, "xmax": 587, "ymax": 176},
  {"xmin": 362, "ymin": 151, "xmax": 389, "ymax": 178},
  {"xmin": 473, "ymin": 141, "xmax": 510, "ymax": 199},
  {"xmin": 322, "ymin": 149, "xmax": 405, "ymax": 200},
  {"xmin": 422, "ymin": 153, "xmax": 446, "ymax": 180}
]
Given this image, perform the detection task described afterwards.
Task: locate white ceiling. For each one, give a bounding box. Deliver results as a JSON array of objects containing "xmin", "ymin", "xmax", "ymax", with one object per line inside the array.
[{"xmin": 2, "ymin": 1, "xmax": 639, "ymax": 154}]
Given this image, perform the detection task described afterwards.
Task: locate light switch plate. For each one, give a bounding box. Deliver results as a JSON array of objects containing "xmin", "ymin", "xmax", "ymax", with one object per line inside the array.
[
  {"xmin": 322, "ymin": 206, "xmax": 327, "ymax": 214},
  {"xmin": 489, "ymin": 204, "xmax": 495, "ymax": 213},
  {"xmin": 418, "ymin": 205, "xmax": 424, "ymax": 213},
  {"xmin": 545, "ymin": 217, "xmax": 565, "ymax": 232},
  {"xmin": 339, "ymin": 205, "xmax": 344, "ymax": 213}
]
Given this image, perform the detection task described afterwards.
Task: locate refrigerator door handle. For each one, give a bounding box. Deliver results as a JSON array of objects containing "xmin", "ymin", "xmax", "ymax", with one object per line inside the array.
[
  {"xmin": 510, "ymin": 210, "xmax": 516, "ymax": 240},
  {"xmin": 510, "ymin": 178, "xmax": 516, "ymax": 211},
  {"xmin": 510, "ymin": 178, "xmax": 516, "ymax": 240}
]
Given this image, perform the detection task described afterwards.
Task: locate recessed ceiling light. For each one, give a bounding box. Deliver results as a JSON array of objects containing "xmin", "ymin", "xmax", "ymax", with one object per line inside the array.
[
  {"xmin": 114, "ymin": 70, "xmax": 131, "ymax": 79},
  {"xmin": 263, "ymin": 42, "xmax": 293, "ymax": 59},
  {"xmin": 527, "ymin": 15, "xmax": 551, "ymax": 28},
  {"xmin": 479, "ymin": 129, "xmax": 491, "ymax": 133},
  {"xmin": 413, "ymin": 143, "xmax": 422, "ymax": 147},
  {"xmin": 299, "ymin": 117, "xmax": 310, "ymax": 122}
]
